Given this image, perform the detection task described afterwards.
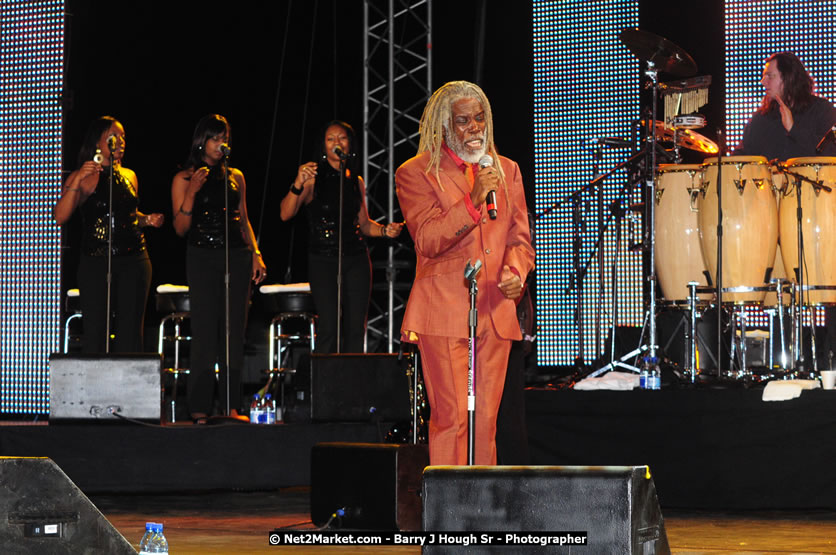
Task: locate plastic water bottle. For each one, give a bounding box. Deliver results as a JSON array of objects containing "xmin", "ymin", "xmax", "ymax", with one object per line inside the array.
[
  {"xmin": 647, "ymin": 356, "xmax": 662, "ymax": 390},
  {"xmin": 639, "ymin": 356, "xmax": 651, "ymax": 389},
  {"xmin": 138, "ymin": 522, "xmax": 154, "ymax": 554},
  {"xmin": 139, "ymin": 522, "xmax": 168, "ymax": 554},
  {"xmin": 249, "ymin": 394, "xmax": 262, "ymax": 424},
  {"xmin": 264, "ymin": 393, "xmax": 276, "ymax": 424}
]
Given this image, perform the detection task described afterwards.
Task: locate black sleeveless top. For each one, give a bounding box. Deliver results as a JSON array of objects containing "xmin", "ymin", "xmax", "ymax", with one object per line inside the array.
[
  {"xmin": 306, "ymin": 162, "xmax": 366, "ymax": 256},
  {"xmin": 79, "ymin": 167, "xmax": 146, "ymax": 256},
  {"xmin": 187, "ymin": 164, "xmax": 247, "ymax": 249}
]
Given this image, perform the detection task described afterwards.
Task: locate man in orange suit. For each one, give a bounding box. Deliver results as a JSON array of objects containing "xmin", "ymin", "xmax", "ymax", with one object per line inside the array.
[{"xmin": 396, "ymin": 81, "xmax": 535, "ymax": 465}]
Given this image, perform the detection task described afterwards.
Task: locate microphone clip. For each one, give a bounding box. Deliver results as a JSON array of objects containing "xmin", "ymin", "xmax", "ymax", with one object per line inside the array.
[{"xmin": 464, "ymin": 259, "xmax": 483, "ymax": 282}]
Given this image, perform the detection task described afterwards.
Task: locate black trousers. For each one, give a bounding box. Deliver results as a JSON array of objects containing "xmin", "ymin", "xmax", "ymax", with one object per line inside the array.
[
  {"xmin": 308, "ymin": 251, "xmax": 371, "ymax": 353},
  {"xmin": 77, "ymin": 251, "xmax": 151, "ymax": 353},
  {"xmin": 496, "ymin": 340, "xmax": 531, "ymax": 465},
  {"xmin": 186, "ymin": 246, "xmax": 252, "ymax": 415}
]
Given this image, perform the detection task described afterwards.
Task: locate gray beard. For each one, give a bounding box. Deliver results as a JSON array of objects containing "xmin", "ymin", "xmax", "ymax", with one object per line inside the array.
[{"xmin": 447, "ymin": 133, "xmax": 486, "ymax": 164}]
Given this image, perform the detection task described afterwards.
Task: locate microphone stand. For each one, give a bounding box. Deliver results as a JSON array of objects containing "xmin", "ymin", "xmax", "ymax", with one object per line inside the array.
[
  {"xmin": 571, "ymin": 195, "xmax": 585, "ymax": 365},
  {"xmin": 105, "ymin": 147, "xmax": 115, "ymax": 353},
  {"xmin": 594, "ymin": 143, "xmax": 604, "ymax": 360},
  {"xmin": 464, "ymin": 259, "xmax": 482, "ymax": 466},
  {"xmin": 336, "ymin": 155, "xmax": 346, "ymax": 353},
  {"xmin": 715, "ymin": 130, "xmax": 724, "ymax": 379},
  {"xmin": 544, "ymin": 149, "xmax": 646, "ymax": 368},
  {"xmin": 222, "ymin": 150, "xmax": 232, "ymax": 415}
]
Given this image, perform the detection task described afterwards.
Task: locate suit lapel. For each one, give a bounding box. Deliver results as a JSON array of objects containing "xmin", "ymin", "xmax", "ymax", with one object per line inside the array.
[{"xmin": 439, "ymin": 151, "xmax": 472, "ymax": 198}]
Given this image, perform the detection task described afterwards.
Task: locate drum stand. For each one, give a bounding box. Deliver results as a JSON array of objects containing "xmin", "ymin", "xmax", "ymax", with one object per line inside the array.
[
  {"xmin": 590, "ymin": 61, "xmax": 663, "ymax": 377},
  {"xmin": 778, "ymin": 163, "xmax": 832, "ymax": 377},
  {"xmin": 631, "ymin": 61, "xmax": 663, "ymax": 366}
]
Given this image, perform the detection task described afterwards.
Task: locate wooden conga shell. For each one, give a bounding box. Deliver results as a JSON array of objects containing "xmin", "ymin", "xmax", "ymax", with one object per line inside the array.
[
  {"xmin": 779, "ymin": 157, "xmax": 836, "ymax": 304},
  {"xmin": 698, "ymin": 156, "xmax": 778, "ymax": 304},
  {"xmin": 655, "ymin": 164, "xmax": 710, "ymax": 301}
]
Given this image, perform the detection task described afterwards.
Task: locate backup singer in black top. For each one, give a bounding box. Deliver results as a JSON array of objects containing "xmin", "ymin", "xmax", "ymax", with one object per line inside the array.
[
  {"xmin": 54, "ymin": 116, "xmax": 164, "ymax": 353},
  {"xmin": 734, "ymin": 52, "xmax": 836, "ymax": 159},
  {"xmin": 171, "ymin": 114, "xmax": 267, "ymax": 422},
  {"xmin": 279, "ymin": 120, "xmax": 403, "ymax": 353}
]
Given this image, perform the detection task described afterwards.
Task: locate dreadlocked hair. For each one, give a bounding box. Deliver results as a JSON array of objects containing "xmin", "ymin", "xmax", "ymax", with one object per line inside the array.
[{"xmin": 417, "ymin": 81, "xmax": 508, "ymax": 209}]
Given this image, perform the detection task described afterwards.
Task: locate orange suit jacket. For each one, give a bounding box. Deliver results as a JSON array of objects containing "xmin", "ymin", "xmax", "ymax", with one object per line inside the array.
[{"xmin": 396, "ymin": 149, "xmax": 535, "ymax": 340}]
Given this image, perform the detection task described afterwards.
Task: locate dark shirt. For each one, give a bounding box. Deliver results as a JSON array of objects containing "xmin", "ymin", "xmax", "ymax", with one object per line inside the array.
[
  {"xmin": 187, "ymin": 164, "xmax": 247, "ymax": 249},
  {"xmin": 734, "ymin": 96, "xmax": 836, "ymax": 160},
  {"xmin": 79, "ymin": 167, "xmax": 145, "ymax": 256},
  {"xmin": 306, "ymin": 161, "xmax": 367, "ymax": 256}
]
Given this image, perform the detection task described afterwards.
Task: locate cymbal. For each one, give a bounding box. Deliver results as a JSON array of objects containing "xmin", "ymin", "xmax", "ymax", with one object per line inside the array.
[
  {"xmin": 654, "ymin": 121, "xmax": 718, "ymax": 154},
  {"xmin": 620, "ymin": 28, "xmax": 697, "ymax": 77}
]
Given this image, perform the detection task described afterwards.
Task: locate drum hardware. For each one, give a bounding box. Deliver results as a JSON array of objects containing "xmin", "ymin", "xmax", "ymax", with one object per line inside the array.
[
  {"xmin": 773, "ymin": 158, "xmax": 834, "ymax": 376},
  {"xmin": 671, "ymin": 114, "xmax": 707, "ymax": 130},
  {"xmin": 688, "ymin": 184, "xmax": 703, "ymax": 209},
  {"xmin": 538, "ymin": 147, "xmax": 645, "ymax": 366},
  {"xmin": 686, "ymin": 281, "xmax": 701, "ymax": 382},
  {"xmin": 725, "ymin": 298, "xmax": 755, "ymax": 379},
  {"xmin": 588, "ymin": 29, "xmax": 698, "ymax": 378},
  {"xmin": 815, "ymin": 125, "xmax": 836, "ymax": 154}
]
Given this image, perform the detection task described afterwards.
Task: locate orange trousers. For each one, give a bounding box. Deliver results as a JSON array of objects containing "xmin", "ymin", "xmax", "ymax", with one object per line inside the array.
[{"xmin": 418, "ymin": 322, "xmax": 511, "ymax": 465}]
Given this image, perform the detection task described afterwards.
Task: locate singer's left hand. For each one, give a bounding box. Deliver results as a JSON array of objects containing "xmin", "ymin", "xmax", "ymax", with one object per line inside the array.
[
  {"xmin": 252, "ymin": 252, "xmax": 267, "ymax": 284},
  {"xmin": 498, "ymin": 264, "xmax": 522, "ymax": 300}
]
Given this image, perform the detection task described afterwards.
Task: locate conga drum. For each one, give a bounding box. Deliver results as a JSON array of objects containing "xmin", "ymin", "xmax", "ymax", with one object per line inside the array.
[
  {"xmin": 698, "ymin": 156, "xmax": 779, "ymax": 304},
  {"xmin": 655, "ymin": 164, "xmax": 710, "ymax": 301},
  {"xmin": 778, "ymin": 157, "xmax": 836, "ymax": 304}
]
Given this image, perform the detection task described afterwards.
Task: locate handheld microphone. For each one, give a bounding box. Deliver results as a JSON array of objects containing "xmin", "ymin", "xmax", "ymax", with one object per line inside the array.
[
  {"xmin": 219, "ymin": 143, "xmax": 231, "ymax": 156},
  {"xmin": 478, "ymin": 154, "xmax": 497, "ymax": 220},
  {"xmin": 106, "ymin": 134, "xmax": 117, "ymax": 151},
  {"xmin": 816, "ymin": 126, "xmax": 836, "ymax": 153},
  {"xmin": 333, "ymin": 146, "xmax": 349, "ymax": 160}
]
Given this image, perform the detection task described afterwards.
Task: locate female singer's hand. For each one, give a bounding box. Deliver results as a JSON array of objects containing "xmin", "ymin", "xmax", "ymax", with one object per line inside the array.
[
  {"xmin": 295, "ymin": 162, "xmax": 318, "ymax": 186},
  {"xmin": 142, "ymin": 213, "xmax": 165, "ymax": 228},
  {"xmin": 382, "ymin": 222, "xmax": 404, "ymax": 238},
  {"xmin": 252, "ymin": 252, "xmax": 267, "ymax": 284},
  {"xmin": 187, "ymin": 167, "xmax": 210, "ymax": 195},
  {"xmin": 77, "ymin": 161, "xmax": 102, "ymax": 194}
]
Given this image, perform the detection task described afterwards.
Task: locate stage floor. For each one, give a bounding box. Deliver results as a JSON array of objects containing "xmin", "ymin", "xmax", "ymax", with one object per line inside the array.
[{"xmin": 93, "ymin": 489, "xmax": 836, "ymax": 554}]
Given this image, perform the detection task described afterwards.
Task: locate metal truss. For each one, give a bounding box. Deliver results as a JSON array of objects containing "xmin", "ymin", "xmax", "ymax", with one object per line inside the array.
[{"xmin": 362, "ymin": 0, "xmax": 432, "ymax": 352}]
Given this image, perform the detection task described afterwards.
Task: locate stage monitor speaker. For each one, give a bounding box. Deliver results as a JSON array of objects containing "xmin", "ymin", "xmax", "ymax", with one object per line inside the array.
[
  {"xmin": 310, "ymin": 442, "xmax": 428, "ymax": 531},
  {"xmin": 310, "ymin": 353, "xmax": 412, "ymax": 422},
  {"xmin": 422, "ymin": 465, "xmax": 670, "ymax": 554},
  {"xmin": 49, "ymin": 353, "xmax": 162, "ymax": 421},
  {"xmin": 0, "ymin": 457, "xmax": 135, "ymax": 553}
]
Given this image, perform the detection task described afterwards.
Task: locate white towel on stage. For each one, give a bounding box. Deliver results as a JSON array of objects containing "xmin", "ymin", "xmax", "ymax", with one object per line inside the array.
[
  {"xmin": 259, "ymin": 282, "xmax": 311, "ymax": 294},
  {"xmin": 156, "ymin": 284, "xmax": 189, "ymax": 294},
  {"xmin": 575, "ymin": 371, "xmax": 640, "ymax": 390},
  {"xmin": 762, "ymin": 379, "xmax": 819, "ymax": 401}
]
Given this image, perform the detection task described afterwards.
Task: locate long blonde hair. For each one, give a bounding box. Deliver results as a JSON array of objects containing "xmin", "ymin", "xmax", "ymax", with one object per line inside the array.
[{"xmin": 417, "ymin": 81, "xmax": 507, "ymax": 203}]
